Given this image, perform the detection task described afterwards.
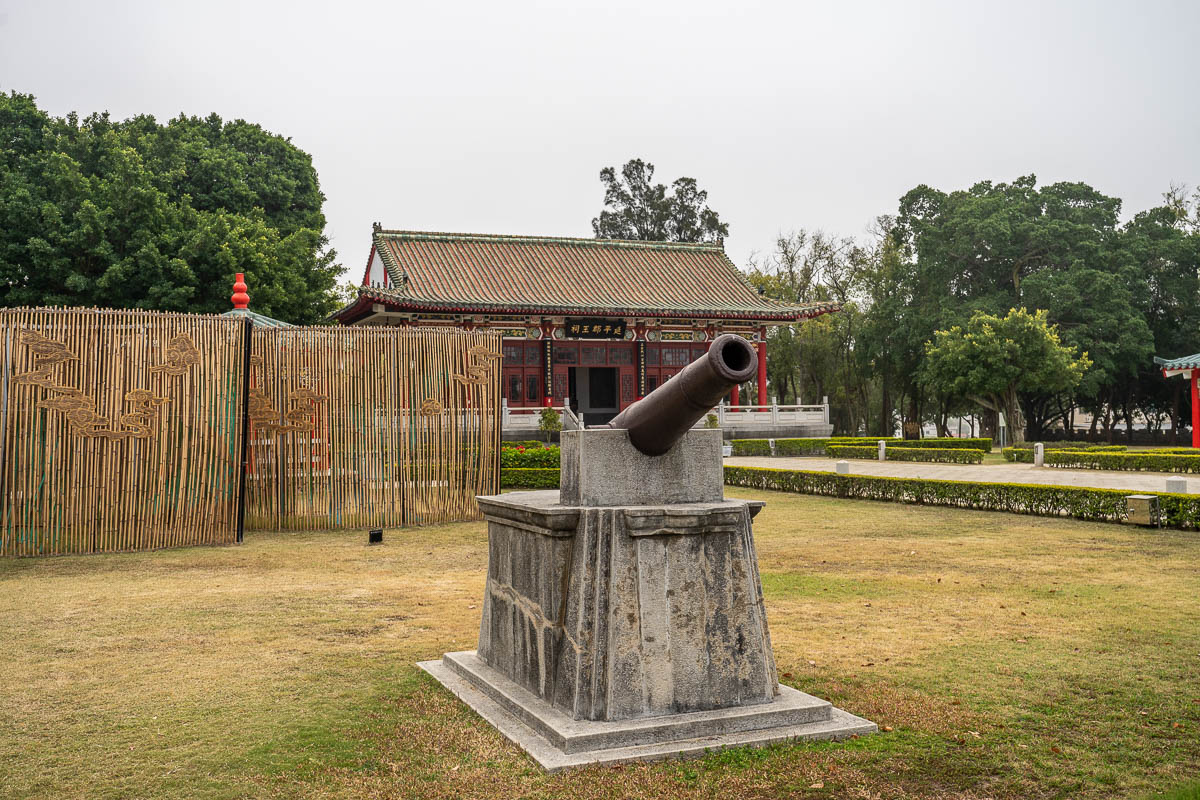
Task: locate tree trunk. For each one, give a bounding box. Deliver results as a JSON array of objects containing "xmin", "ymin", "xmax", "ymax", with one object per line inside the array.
[
  {"xmin": 1003, "ymin": 386, "xmax": 1026, "ymax": 444},
  {"xmin": 905, "ymin": 393, "xmax": 921, "ymax": 440},
  {"xmin": 1123, "ymin": 398, "xmax": 1135, "ymax": 446},
  {"xmin": 880, "ymin": 381, "xmax": 891, "ymax": 438}
]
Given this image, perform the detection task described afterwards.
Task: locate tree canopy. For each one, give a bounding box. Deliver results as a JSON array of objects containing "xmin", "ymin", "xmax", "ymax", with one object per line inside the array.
[
  {"xmin": 920, "ymin": 308, "xmax": 1091, "ymax": 444},
  {"xmin": 0, "ymin": 91, "xmax": 340, "ymax": 323},
  {"xmin": 751, "ymin": 176, "xmax": 1200, "ymax": 442},
  {"xmin": 591, "ymin": 159, "xmax": 729, "ymax": 243}
]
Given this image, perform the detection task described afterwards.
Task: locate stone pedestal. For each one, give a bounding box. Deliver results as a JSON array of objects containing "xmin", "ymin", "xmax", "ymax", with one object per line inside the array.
[{"xmin": 418, "ymin": 430, "xmax": 875, "ymax": 770}]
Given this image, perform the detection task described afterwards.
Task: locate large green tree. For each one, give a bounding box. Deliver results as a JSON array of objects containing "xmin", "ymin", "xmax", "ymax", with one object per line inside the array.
[
  {"xmin": 873, "ymin": 176, "xmax": 1156, "ymax": 439},
  {"xmin": 591, "ymin": 159, "xmax": 729, "ymax": 243},
  {"xmin": 0, "ymin": 91, "xmax": 340, "ymax": 323},
  {"xmin": 920, "ymin": 308, "xmax": 1091, "ymax": 444}
]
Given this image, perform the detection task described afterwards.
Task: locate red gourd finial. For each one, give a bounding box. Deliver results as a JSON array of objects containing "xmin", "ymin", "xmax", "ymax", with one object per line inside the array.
[{"xmin": 231, "ymin": 273, "xmax": 249, "ymax": 309}]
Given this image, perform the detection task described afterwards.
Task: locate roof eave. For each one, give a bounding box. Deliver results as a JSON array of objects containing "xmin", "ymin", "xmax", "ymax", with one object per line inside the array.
[{"xmin": 349, "ymin": 290, "xmax": 838, "ymax": 323}]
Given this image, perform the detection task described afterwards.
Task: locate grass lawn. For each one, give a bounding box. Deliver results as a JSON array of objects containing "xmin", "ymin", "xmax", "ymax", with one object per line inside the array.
[{"xmin": 2, "ymin": 489, "xmax": 1198, "ymax": 799}]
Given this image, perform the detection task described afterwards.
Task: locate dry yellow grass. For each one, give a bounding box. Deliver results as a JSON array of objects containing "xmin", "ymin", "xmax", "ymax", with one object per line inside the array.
[{"xmin": 1, "ymin": 489, "xmax": 1198, "ymax": 799}]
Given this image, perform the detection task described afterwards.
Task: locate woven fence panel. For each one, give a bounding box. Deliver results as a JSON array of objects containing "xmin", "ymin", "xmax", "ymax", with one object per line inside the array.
[
  {"xmin": 244, "ymin": 326, "xmax": 500, "ymax": 530},
  {"xmin": 0, "ymin": 309, "xmax": 248, "ymax": 556}
]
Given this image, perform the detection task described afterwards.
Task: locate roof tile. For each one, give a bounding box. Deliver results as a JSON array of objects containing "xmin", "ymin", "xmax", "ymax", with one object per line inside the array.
[{"xmin": 351, "ymin": 230, "xmax": 836, "ymax": 322}]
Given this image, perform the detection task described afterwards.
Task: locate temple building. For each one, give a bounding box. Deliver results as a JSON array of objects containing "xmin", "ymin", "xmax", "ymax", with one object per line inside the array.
[{"xmin": 332, "ymin": 227, "xmax": 837, "ymax": 425}]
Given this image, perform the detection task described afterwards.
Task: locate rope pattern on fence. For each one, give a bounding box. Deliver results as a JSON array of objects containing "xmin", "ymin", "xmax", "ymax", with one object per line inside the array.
[
  {"xmin": 0, "ymin": 308, "xmax": 247, "ymax": 556},
  {"xmin": 242, "ymin": 326, "xmax": 500, "ymax": 530}
]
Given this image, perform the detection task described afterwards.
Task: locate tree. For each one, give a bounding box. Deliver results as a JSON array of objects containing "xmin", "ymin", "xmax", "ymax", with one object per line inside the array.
[
  {"xmin": 591, "ymin": 159, "xmax": 728, "ymax": 242},
  {"xmin": 0, "ymin": 91, "xmax": 340, "ymax": 323},
  {"xmin": 920, "ymin": 308, "xmax": 1091, "ymax": 443},
  {"xmin": 746, "ymin": 230, "xmax": 878, "ymax": 434}
]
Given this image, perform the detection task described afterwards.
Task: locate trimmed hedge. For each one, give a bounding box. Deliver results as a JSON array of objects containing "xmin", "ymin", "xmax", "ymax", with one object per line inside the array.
[
  {"xmin": 504, "ymin": 439, "xmax": 550, "ymax": 450},
  {"xmin": 500, "ymin": 468, "xmax": 560, "ymax": 489},
  {"xmin": 828, "ymin": 445, "xmax": 984, "ymax": 464},
  {"xmin": 723, "ymin": 465, "xmax": 1200, "ymax": 529},
  {"xmin": 1044, "ymin": 451, "xmax": 1200, "ymax": 473},
  {"xmin": 731, "ymin": 439, "xmax": 773, "ymax": 456},
  {"xmin": 1003, "ymin": 445, "xmax": 1127, "ymax": 463},
  {"xmin": 733, "ymin": 436, "xmax": 992, "ymax": 456},
  {"xmin": 774, "ymin": 438, "xmax": 836, "ymax": 456},
  {"xmin": 885, "ymin": 438, "xmax": 992, "ymax": 452},
  {"xmin": 500, "ymin": 445, "xmax": 560, "ymax": 469}
]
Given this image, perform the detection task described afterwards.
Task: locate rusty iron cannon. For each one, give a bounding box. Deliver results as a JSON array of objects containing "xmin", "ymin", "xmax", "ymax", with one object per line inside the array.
[{"xmin": 607, "ymin": 333, "xmax": 757, "ymax": 456}]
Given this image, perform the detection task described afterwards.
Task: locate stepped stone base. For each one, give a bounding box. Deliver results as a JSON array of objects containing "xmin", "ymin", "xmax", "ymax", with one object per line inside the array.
[
  {"xmin": 419, "ymin": 651, "xmax": 876, "ymax": 772},
  {"xmin": 418, "ymin": 429, "xmax": 875, "ymax": 771}
]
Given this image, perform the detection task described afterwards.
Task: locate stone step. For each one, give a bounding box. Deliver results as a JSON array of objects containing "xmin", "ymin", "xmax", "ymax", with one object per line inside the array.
[
  {"xmin": 437, "ymin": 650, "xmax": 835, "ymax": 755},
  {"xmin": 420, "ymin": 653, "xmax": 876, "ymax": 772}
]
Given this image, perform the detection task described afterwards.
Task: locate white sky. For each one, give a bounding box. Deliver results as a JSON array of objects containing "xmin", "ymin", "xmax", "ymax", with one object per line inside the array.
[{"xmin": 2, "ymin": 0, "xmax": 1198, "ymax": 280}]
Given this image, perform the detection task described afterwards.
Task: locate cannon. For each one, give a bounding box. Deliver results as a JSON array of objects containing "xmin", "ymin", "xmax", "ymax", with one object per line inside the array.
[{"xmin": 607, "ymin": 333, "xmax": 757, "ymax": 456}]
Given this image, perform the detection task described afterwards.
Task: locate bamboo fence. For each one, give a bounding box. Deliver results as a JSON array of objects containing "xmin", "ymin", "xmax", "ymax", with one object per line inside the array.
[
  {"xmin": 243, "ymin": 326, "xmax": 501, "ymax": 530},
  {"xmin": 0, "ymin": 308, "xmax": 248, "ymax": 556}
]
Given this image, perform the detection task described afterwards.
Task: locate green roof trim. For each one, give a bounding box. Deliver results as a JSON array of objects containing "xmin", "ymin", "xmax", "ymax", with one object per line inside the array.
[{"xmin": 1155, "ymin": 353, "xmax": 1200, "ymax": 370}]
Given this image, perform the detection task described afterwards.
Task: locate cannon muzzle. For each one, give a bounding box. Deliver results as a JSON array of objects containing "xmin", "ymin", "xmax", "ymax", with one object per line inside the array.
[{"xmin": 607, "ymin": 333, "xmax": 757, "ymax": 456}]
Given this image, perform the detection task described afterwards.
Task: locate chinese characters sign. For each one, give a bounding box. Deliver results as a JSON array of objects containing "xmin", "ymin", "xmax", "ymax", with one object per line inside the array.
[{"xmin": 564, "ymin": 318, "xmax": 626, "ymax": 339}]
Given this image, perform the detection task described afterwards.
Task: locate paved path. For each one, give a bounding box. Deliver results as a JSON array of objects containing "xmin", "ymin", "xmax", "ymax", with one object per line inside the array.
[{"xmin": 724, "ymin": 456, "xmax": 1198, "ymax": 493}]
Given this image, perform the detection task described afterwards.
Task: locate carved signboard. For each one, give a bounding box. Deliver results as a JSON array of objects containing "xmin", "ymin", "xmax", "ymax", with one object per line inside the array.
[{"xmin": 564, "ymin": 318, "xmax": 626, "ymax": 339}]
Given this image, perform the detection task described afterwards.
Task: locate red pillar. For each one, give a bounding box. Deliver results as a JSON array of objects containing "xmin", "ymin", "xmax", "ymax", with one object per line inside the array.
[
  {"xmin": 757, "ymin": 337, "xmax": 768, "ymax": 408},
  {"xmin": 1192, "ymin": 370, "xmax": 1199, "ymax": 448}
]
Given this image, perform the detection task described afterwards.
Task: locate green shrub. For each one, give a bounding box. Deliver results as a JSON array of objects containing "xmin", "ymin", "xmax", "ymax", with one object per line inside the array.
[
  {"xmin": 885, "ymin": 437, "xmax": 993, "ymax": 452},
  {"xmin": 1003, "ymin": 444, "xmax": 1128, "ymax": 462},
  {"xmin": 503, "ymin": 439, "xmax": 548, "ymax": 450},
  {"xmin": 828, "ymin": 445, "xmax": 984, "ymax": 464},
  {"xmin": 1044, "ymin": 451, "xmax": 1200, "ymax": 473},
  {"xmin": 731, "ymin": 439, "xmax": 772, "ymax": 456},
  {"xmin": 500, "ymin": 468, "xmax": 560, "ymax": 489},
  {"xmin": 1039, "ymin": 442, "xmax": 1128, "ymax": 451},
  {"xmin": 500, "ymin": 445, "xmax": 560, "ymax": 469},
  {"xmin": 723, "ymin": 465, "xmax": 1200, "ymax": 529},
  {"xmin": 732, "ymin": 436, "xmax": 993, "ymax": 456},
  {"xmin": 774, "ymin": 438, "xmax": 834, "ymax": 456},
  {"xmin": 538, "ymin": 406, "xmax": 562, "ymax": 442}
]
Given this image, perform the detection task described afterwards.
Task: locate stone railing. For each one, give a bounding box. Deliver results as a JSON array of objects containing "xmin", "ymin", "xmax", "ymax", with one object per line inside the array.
[{"xmin": 502, "ymin": 397, "xmax": 828, "ymax": 431}]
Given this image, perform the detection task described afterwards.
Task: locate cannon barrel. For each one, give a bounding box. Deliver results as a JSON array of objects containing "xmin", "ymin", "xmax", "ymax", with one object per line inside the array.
[{"xmin": 607, "ymin": 333, "xmax": 757, "ymax": 456}]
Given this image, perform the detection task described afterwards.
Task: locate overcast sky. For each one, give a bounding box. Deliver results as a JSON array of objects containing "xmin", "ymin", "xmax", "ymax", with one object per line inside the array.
[{"xmin": 3, "ymin": 0, "xmax": 1198, "ymax": 281}]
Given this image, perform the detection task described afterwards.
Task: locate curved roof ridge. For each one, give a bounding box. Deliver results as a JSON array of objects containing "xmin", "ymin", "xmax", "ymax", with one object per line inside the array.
[{"xmin": 373, "ymin": 229, "xmax": 724, "ymax": 251}]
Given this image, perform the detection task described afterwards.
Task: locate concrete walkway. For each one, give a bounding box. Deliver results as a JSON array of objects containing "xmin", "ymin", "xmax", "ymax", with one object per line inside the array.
[{"xmin": 724, "ymin": 456, "xmax": 1198, "ymax": 494}]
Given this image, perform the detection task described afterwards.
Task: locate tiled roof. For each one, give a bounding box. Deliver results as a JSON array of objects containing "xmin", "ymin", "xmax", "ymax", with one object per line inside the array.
[
  {"xmin": 1155, "ymin": 353, "xmax": 1200, "ymax": 370},
  {"xmin": 336, "ymin": 230, "xmax": 838, "ymax": 323},
  {"xmin": 221, "ymin": 308, "xmax": 294, "ymax": 328}
]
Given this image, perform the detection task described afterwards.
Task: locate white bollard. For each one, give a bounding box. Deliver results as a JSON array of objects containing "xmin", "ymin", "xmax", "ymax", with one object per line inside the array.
[
  {"xmin": 835, "ymin": 460, "xmax": 850, "ymax": 475},
  {"xmin": 1034, "ymin": 443, "xmax": 1044, "ymax": 468},
  {"xmin": 1166, "ymin": 477, "xmax": 1188, "ymax": 493},
  {"xmin": 878, "ymin": 440, "xmax": 887, "ymax": 461}
]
